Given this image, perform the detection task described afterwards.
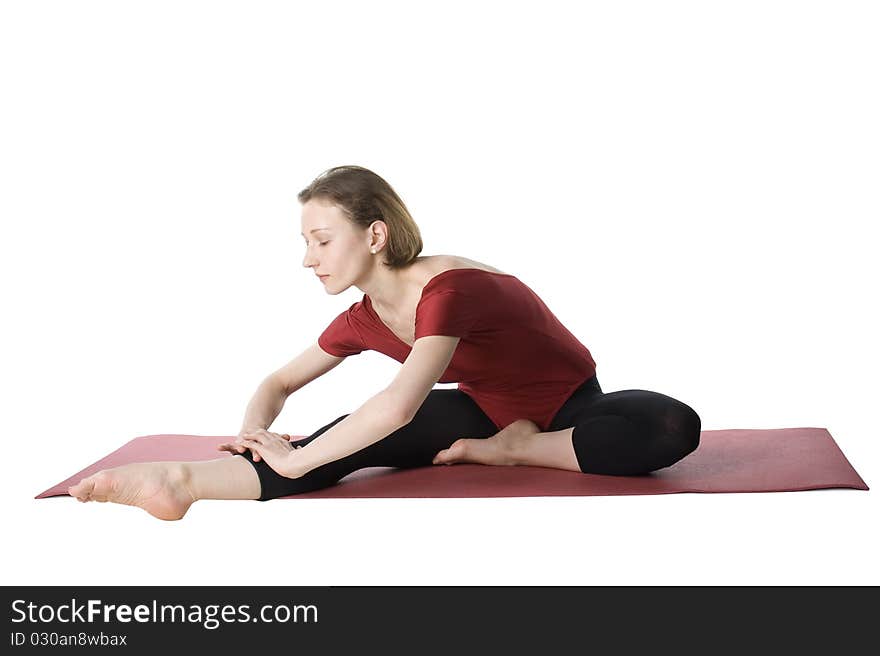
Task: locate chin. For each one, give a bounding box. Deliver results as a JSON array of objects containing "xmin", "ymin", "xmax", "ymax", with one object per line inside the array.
[{"xmin": 321, "ymin": 279, "xmax": 346, "ymax": 294}]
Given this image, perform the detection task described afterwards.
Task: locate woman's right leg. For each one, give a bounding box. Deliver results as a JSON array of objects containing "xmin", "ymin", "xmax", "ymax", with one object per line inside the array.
[
  {"xmin": 68, "ymin": 389, "xmax": 497, "ymax": 517},
  {"xmin": 237, "ymin": 388, "xmax": 499, "ymax": 501},
  {"xmin": 67, "ymin": 458, "xmax": 260, "ymax": 521}
]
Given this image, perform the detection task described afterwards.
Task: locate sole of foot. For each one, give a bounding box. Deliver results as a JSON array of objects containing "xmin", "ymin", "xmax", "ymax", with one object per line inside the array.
[{"xmin": 67, "ymin": 462, "xmax": 195, "ymax": 521}]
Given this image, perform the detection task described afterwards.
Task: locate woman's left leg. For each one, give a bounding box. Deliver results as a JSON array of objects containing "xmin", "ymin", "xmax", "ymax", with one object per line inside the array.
[
  {"xmin": 558, "ymin": 388, "xmax": 702, "ymax": 475},
  {"xmin": 437, "ymin": 379, "xmax": 702, "ymax": 476},
  {"xmin": 511, "ymin": 379, "xmax": 702, "ymax": 475}
]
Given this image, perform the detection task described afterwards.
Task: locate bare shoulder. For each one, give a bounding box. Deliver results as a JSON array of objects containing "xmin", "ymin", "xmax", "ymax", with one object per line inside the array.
[{"xmin": 427, "ymin": 254, "xmax": 508, "ymax": 276}]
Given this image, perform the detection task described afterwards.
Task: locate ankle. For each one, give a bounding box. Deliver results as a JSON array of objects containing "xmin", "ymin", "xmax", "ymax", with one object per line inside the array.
[
  {"xmin": 507, "ymin": 430, "xmax": 541, "ymax": 466},
  {"xmin": 171, "ymin": 463, "xmax": 198, "ymax": 503}
]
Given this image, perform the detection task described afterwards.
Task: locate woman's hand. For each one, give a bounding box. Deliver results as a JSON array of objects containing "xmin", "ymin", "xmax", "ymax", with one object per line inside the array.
[
  {"xmin": 218, "ymin": 429, "xmax": 302, "ymax": 463},
  {"xmin": 218, "ymin": 429, "xmax": 306, "ymax": 478}
]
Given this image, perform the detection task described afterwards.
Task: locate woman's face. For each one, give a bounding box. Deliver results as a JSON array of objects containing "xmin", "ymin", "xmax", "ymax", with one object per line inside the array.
[{"xmin": 300, "ymin": 198, "xmax": 373, "ymax": 293}]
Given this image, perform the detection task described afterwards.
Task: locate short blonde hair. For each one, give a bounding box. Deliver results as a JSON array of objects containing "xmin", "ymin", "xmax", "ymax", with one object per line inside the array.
[{"xmin": 298, "ymin": 165, "xmax": 424, "ymax": 270}]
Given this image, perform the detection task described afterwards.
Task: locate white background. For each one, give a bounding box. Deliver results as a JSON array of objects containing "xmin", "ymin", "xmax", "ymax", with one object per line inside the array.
[{"xmin": 1, "ymin": 0, "xmax": 876, "ymax": 585}]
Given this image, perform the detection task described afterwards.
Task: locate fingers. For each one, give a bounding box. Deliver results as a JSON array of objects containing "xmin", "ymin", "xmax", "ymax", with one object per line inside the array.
[
  {"xmin": 237, "ymin": 438, "xmax": 262, "ymax": 454},
  {"xmin": 218, "ymin": 441, "xmax": 261, "ymax": 461},
  {"xmin": 238, "ymin": 439, "xmax": 261, "ymax": 462},
  {"xmin": 239, "ymin": 430, "xmax": 293, "ymax": 441},
  {"xmin": 225, "ymin": 430, "xmax": 294, "ymax": 463}
]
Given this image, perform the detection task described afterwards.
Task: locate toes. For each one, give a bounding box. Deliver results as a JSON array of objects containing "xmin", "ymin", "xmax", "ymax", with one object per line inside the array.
[
  {"xmin": 85, "ymin": 471, "xmax": 114, "ymax": 502},
  {"xmin": 433, "ymin": 447, "xmax": 453, "ymax": 464},
  {"xmin": 434, "ymin": 440, "xmax": 466, "ymax": 465},
  {"xmin": 69, "ymin": 477, "xmax": 96, "ymax": 501}
]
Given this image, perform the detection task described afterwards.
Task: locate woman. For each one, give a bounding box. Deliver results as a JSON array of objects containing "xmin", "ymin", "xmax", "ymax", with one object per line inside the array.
[{"xmin": 68, "ymin": 165, "xmax": 701, "ymax": 520}]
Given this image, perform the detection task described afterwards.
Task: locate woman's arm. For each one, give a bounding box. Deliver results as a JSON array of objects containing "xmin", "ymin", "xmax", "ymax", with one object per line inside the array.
[
  {"xmin": 240, "ymin": 341, "xmax": 346, "ymax": 433},
  {"xmin": 287, "ymin": 390, "xmax": 409, "ymax": 477},
  {"xmin": 285, "ymin": 335, "xmax": 460, "ymax": 477},
  {"xmin": 239, "ymin": 375, "xmax": 290, "ymax": 433}
]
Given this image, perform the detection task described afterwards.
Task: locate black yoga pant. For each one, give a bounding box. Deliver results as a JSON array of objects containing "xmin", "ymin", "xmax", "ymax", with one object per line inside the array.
[{"xmin": 238, "ymin": 374, "xmax": 702, "ymax": 501}]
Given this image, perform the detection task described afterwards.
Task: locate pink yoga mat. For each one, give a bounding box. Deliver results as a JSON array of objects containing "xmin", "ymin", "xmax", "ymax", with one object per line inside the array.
[{"xmin": 37, "ymin": 427, "xmax": 867, "ymax": 499}]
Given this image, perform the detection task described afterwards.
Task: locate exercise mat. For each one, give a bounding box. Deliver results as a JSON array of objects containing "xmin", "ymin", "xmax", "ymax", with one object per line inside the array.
[{"xmin": 36, "ymin": 427, "xmax": 868, "ymax": 499}]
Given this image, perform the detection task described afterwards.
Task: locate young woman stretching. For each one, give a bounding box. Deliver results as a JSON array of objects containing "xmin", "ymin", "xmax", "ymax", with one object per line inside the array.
[{"xmin": 68, "ymin": 165, "xmax": 701, "ymax": 520}]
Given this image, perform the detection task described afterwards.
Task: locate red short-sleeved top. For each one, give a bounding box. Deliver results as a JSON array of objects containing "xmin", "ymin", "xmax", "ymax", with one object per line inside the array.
[{"xmin": 317, "ymin": 269, "xmax": 597, "ymax": 432}]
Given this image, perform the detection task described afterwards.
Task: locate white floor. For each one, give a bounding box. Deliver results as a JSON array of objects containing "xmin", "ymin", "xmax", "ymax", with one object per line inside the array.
[{"xmin": 9, "ymin": 466, "xmax": 876, "ymax": 586}]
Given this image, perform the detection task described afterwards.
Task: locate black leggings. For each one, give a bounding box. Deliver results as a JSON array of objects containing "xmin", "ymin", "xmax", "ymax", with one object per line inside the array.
[{"xmin": 238, "ymin": 374, "xmax": 702, "ymax": 501}]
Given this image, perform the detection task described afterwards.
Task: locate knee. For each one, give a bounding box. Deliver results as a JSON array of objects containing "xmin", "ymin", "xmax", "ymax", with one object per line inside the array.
[{"xmin": 670, "ymin": 404, "xmax": 701, "ymax": 457}]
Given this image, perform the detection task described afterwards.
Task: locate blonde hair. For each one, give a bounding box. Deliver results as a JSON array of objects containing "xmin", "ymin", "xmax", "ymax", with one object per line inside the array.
[{"xmin": 297, "ymin": 165, "xmax": 424, "ymax": 270}]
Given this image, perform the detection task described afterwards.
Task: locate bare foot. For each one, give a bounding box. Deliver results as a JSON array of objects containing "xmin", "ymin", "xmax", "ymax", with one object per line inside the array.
[
  {"xmin": 68, "ymin": 462, "xmax": 196, "ymax": 521},
  {"xmin": 432, "ymin": 419, "xmax": 541, "ymax": 467}
]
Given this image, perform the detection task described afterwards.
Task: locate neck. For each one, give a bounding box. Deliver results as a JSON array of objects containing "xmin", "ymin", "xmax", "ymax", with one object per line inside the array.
[{"xmin": 358, "ymin": 261, "xmax": 422, "ymax": 316}]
